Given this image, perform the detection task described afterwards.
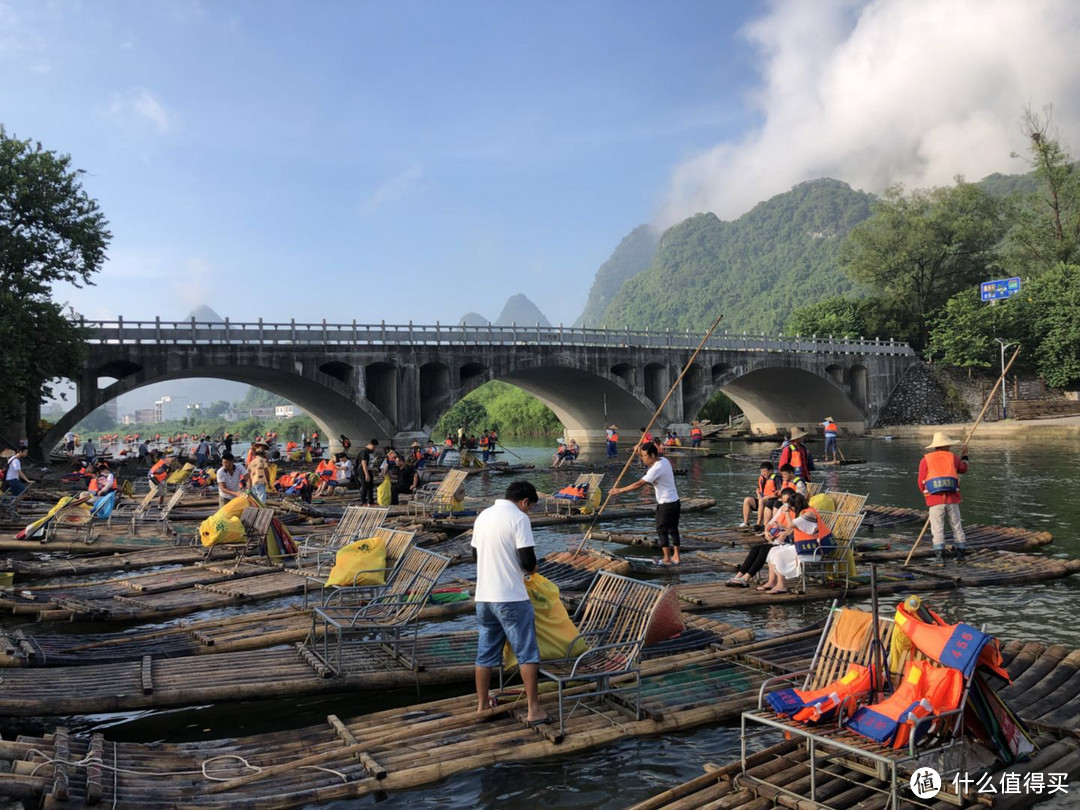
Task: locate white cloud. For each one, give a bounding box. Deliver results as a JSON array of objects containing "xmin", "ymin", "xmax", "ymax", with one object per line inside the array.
[
  {"xmin": 359, "ymin": 164, "xmax": 425, "ymax": 216},
  {"xmin": 107, "ymin": 88, "xmax": 174, "ymax": 134},
  {"xmin": 659, "ymin": 0, "xmax": 1080, "ymax": 224}
]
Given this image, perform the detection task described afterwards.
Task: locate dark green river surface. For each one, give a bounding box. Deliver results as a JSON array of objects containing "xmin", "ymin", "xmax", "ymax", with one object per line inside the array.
[{"xmin": 10, "ymin": 437, "xmax": 1080, "ymax": 808}]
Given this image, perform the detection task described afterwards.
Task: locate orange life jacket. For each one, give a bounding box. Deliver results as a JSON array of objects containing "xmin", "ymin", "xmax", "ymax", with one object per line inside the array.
[
  {"xmin": 894, "ymin": 601, "xmax": 1008, "ymax": 679},
  {"xmin": 757, "ymin": 472, "xmax": 780, "ymax": 499},
  {"xmin": 479, "ymin": 436, "xmax": 490, "ymax": 448},
  {"xmin": 792, "ymin": 507, "xmax": 834, "ymax": 554},
  {"xmin": 609, "ymin": 432, "xmax": 618, "ymax": 442},
  {"xmin": 88, "ymin": 476, "xmax": 99, "ymax": 493},
  {"xmin": 823, "ymin": 421, "xmax": 838, "ymax": 436},
  {"xmin": 664, "ymin": 436, "xmax": 677, "ymax": 446},
  {"xmin": 149, "ymin": 459, "xmax": 169, "ymax": 483},
  {"xmin": 923, "ymin": 450, "xmax": 960, "ymax": 495},
  {"xmin": 315, "ymin": 460, "xmax": 336, "ymax": 478},
  {"xmin": 785, "ymin": 443, "xmax": 810, "ymax": 479},
  {"xmin": 557, "ymin": 484, "xmax": 587, "ymax": 499},
  {"xmin": 690, "ymin": 427, "xmax": 703, "ymax": 439},
  {"xmin": 846, "ymin": 660, "xmax": 964, "ymax": 748},
  {"xmin": 767, "ymin": 663, "xmax": 873, "ymax": 723}
]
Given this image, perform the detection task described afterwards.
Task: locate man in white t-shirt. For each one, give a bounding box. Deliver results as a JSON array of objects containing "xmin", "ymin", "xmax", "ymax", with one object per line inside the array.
[
  {"xmin": 64, "ymin": 431, "xmax": 76, "ymax": 454},
  {"xmin": 216, "ymin": 453, "xmax": 247, "ymax": 507},
  {"xmin": 3, "ymin": 448, "xmax": 32, "ymax": 496},
  {"xmin": 610, "ymin": 441, "xmax": 682, "ymax": 565},
  {"xmin": 470, "ymin": 480, "xmax": 548, "ymax": 725}
]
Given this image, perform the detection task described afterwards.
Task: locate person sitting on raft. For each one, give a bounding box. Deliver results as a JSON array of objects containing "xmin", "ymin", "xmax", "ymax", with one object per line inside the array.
[
  {"xmin": 757, "ymin": 493, "xmax": 833, "ymax": 594},
  {"xmin": 727, "ymin": 486, "xmax": 796, "ymax": 587},
  {"xmin": 739, "ymin": 461, "xmax": 781, "ymax": 530},
  {"xmin": 778, "ymin": 463, "xmax": 807, "ymax": 497}
]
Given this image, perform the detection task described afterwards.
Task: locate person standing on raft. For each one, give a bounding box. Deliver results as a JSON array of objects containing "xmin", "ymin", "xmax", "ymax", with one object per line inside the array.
[
  {"xmin": 471, "ymin": 480, "xmax": 548, "ymax": 726},
  {"xmin": 918, "ymin": 431, "xmax": 968, "ymax": 563},
  {"xmin": 778, "ymin": 427, "xmax": 812, "ymax": 481},
  {"xmin": 821, "ymin": 417, "xmax": 839, "ymax": 462},
  {"xmin": 610, "ymin": 442, "xmax": 682, "ymax": 565}
]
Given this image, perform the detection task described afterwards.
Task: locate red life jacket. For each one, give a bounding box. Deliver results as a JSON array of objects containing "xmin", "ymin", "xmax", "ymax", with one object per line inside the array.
[
  {"xmin": 923, "ymin": 450, "xmax": 960, "ymax": 495},
  {"xmin": 767, "ymin": 663, "xmax": 873, "ymax": 723}
]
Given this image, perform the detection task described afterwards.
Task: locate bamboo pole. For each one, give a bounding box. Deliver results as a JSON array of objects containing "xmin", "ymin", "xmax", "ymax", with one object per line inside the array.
[
  {"xmin": 573, "ymin": 314, "xmax": 723, "ymax": 557},
  {"xmin": 904, "ymin": 345, "xmax": 1021, "ymax": 566}
]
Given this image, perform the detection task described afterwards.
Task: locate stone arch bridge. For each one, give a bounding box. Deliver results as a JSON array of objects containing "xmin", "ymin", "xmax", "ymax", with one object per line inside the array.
[{"xmin": 40, "ymin": 319, "xmax": 916, "ymax": 455}]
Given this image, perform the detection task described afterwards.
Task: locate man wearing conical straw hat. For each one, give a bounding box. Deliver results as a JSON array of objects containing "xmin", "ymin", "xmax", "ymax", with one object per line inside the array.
[
  {"xmin": 778, "ymin": 427, "xmax": 812, "ymax": 482},
  {"xmin": 918, "ymin": 432, "xmax": 969, "ymax": 564}
]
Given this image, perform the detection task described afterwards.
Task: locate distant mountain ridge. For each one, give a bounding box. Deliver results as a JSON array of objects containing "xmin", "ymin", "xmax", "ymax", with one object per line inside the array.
[
  {"xmin": 601, "ymin": 178, "xmax": 874, "ymax": 334},
  {"xmin": 574, "ymin": 225, "xmax": 659, "ymax": 327},
  {"xmin": 458, "ymin": 294, "xmax": 551, "ymax": 327}
]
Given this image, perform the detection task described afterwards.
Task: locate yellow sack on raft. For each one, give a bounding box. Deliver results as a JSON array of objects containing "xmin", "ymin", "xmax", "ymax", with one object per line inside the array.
[
  {"xmin": 199, "ymin": 514, "xmax": 245, "ymax": 547},
  {"xmin": 166, "ymin": 462, "xmax": 195, "ymax": 485},
  {"xmin": 809, "ymin": 493, "xmax": 836, "ymax": 513},
  {"xmin": 325, "ymin": 536, "xmax": 387, "ymax": 587},
  {"xmin": 218, "ymin": 494, "xmax": 257, "ymax": 520},
  {"xmin": 579, "ymin": 486, "xmax": 603, "ymax": 515},
  {"xmin": 376, "ymin": 476, "xmax": 393, "ymax": 506},
  {"xmin": 503, "ymin": 573, "xmax": 588, "ymax": 668}
]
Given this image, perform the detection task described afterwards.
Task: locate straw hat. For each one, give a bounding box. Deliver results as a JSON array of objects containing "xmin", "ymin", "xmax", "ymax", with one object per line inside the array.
[
  {"xmin": 410, "ymin": 441, "xmax": 421, "ymax": 448},
  {"xmin": 822, "ymin": 416, "xmax": 834, "ymax": 422},
  {"xmin": 0, "ymin": 449, "xmax": 15, "ymax": 459},
  {"xmin": 925, "ymin": 431, "xmax": 958, "ymax": 449},
  {"xmin": 789, "ymin": 427, "xmax": 808, "ymax": 440}
]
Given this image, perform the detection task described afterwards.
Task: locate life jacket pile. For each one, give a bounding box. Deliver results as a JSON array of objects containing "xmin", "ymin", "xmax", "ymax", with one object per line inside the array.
[
  {"xmin": 893, "ymin": 601, "xmax": 1008, "ymax": 679},
  {"xmin": 555, "ymin": 484, "xmax": 589, "ymax": 500},
  {"xmin": 845, "ymin": 659, "xmax": 964, "ymax": 749},
  {"xmin": 767, "ymin": 663, "xmax": 874, "ymax": 723}
]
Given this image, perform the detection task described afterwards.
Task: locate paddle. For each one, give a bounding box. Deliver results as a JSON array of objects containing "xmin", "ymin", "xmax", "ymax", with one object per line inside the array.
[
  {"xmin": 903, "ymin": 345, "xmax": 1021, "ymax": 566},
  {"xmin": 572, "ymin": 314, "xmax": 724, "ymax": 558}
]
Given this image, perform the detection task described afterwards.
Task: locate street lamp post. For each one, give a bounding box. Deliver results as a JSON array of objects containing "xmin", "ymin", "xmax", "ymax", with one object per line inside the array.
[{"xmin": 995, "ymin": 338, "xmax": 1016, "ymax": 420}]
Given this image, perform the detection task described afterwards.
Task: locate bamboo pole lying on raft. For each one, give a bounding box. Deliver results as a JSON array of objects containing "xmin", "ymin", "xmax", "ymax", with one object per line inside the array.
[
  {"xmin": 904, "ymin": 345, "xmax": 1021, "ymax": 566},
  {"xmin": 573, "ymin": 314, "xmax": 723, "ymax": 558}
]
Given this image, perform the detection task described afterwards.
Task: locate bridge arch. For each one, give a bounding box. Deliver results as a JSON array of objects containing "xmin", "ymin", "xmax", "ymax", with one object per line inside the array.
[
  {"xmin": 41, "ymin": 365, "xmax": 396, "ymax": 457},
  {"xmin": 698, "ymin": 365, "xmax": 864, "ymax": 434}
]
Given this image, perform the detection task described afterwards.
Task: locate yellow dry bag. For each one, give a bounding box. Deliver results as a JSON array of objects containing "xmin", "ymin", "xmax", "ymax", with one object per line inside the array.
[
  {"xmin": 503, "ymin": 573, "xmax": 588, "ymax": 668},
  {"xmin": 325, "ymin": 535, "xmax": 388, "ymax": 587}
]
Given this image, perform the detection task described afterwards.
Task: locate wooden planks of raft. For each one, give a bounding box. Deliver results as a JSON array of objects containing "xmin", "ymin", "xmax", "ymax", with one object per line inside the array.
[
  {"xmin": 673, "ymin": 550, "xmax": 1080, "ymax": 612},
  {"xmin": 0, "ymin": 639, "xmax": 802, "ymax": 807},
  {"xmin": 0, "ymin": 545, "xmax": 236, "ymax": 578},
  {"xmin": 0, "ymin": 616, "xmax": 753, "ymax": 715}
]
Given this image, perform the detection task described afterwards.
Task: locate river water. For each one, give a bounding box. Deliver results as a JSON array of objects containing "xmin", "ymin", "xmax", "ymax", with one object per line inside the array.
[{"xmin": 17, "ymin": 437, "xmax": 1080, "ymax": 808}]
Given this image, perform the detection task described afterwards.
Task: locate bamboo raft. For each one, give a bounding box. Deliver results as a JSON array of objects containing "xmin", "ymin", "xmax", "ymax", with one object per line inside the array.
[
  {"xmin": 0, "ymin": 634, "xmax": 817, "ymax": 807},
  {"xmin": 674, "ymin": 550, "xmax": 1080, "ymax": 612},
  {"xmin": 420, "ymin": 496, "xmax": 716, "ymax": 533},
  {"xmin": 0, "ymin": 617, "xmax": 753, "ymax": 716},
  {"xmin": 631, "ymin": 637, "xmax": 1080, "ymax": 810},
  {"xmin": 0, "ymin": 545, "xmax": 236, "ymax": 578}
]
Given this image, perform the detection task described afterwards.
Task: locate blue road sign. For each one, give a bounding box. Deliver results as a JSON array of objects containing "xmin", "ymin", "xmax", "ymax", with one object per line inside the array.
[{"xmin": 980, "ymin": 277, "xmax": 1021, "ymax": 301}]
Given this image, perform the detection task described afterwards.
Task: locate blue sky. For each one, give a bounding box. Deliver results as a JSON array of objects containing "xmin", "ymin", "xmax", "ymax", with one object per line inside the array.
[{"xmin": 2, "ymin": 0, "xmax": 759, "ymax": 327}]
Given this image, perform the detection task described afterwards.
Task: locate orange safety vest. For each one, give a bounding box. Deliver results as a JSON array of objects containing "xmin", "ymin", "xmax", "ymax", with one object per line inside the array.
[
  {"xmin": 785, "ymin": 443, "xmax": 810, "ymax": 477},
  {"xmin": 479, "ymin": 436, "xmax": 490, "ymax": 448},
  {"xmin": 767, "ymin": 662, "xmax": 873, "ymax": 723},
  {"xmin": 609, "ymin": 432, "xmax": 619, "ymax": 442},
  {"xmin": 149, "ymin": 460, "xmax": 169, "ymax": 483},
  {"xmin": 922, "ymin": 450, "xmax": 960, "ymax": 495},
  {"xmin": 757, "ymin": 472, "xmax": 780, "ymax": 499},
  {"xmin": 792, "ymin": 507, "xmax": 834, "ymax": 554},
  {"xmin": 823, "ymin": 421, "xmax": 838, "ymax": 437},
  {"xmin": 664, "ymin": 436, "xmax": 677, "ymax": 446},
  {"xmin": 315, "ymin": 460, "xmax": 335, "ymax": 478},
  {"xmin": 690, "ymin": 427, "xmax": 703, "ymax": 440}
]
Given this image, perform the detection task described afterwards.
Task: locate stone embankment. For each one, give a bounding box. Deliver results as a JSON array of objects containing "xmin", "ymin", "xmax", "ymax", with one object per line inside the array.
[{"xmin": 875, "ymin": 362, "xmax": 970, "ymax": 426}]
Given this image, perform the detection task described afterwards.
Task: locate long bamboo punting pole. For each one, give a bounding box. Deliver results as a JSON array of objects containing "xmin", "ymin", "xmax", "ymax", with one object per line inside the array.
[
  {"xmin": 904, "ymin": 346, "xmax": 1021, "ymax": 566},
  {"xmin": 572, "ymin": 315, "xmax": 723, "ymax": 558}
]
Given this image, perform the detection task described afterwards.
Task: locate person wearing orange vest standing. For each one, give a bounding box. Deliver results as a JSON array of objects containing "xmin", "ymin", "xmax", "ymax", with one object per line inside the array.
[
  {"xmin": 689, "ymin": 421, "xmax": 704, "ymax": 448},
  {"xmin": 821, "ymin": 417, "xmax": 839, "ymax": 462},
  {"xmin": 605, "ymin": 425, "xmax": 618, "ymax": 459},
  {"xmin": 918, "ymin": 432, "xmax": 969, "ymax": 564},
  {"xmin": 778, "ymin": 427, "xmax": 812, "ymax": 482}
]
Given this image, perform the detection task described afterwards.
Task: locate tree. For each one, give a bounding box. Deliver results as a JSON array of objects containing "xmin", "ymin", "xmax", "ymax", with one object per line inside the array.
[
  {"xmin": 785, "ymin": 297, "xmax": 866, "ymax": 338},
  {"xmin": 1006, "ymin": 105, "xmax": 1080, "ymax": 273},
  {"xmin": 841, "ymin": 180, "xmax": 1007, "ymax": 349},
  {"xmin": 0, "ymin": 128, "xmax": 111, "ymax": 439},
  {"xmin": 1017, "ymin": 263, "xmax": 1080, "ymax": 388},
  {"xmin": 928, "ymin": 289, "xmax": 1020, "ymax": 373}
]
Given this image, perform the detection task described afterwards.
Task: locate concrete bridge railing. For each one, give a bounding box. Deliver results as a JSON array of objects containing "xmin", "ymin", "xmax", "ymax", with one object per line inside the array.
[{"xmin": 80, "ymin": 318, "xmax": 915, "ymax": 356}]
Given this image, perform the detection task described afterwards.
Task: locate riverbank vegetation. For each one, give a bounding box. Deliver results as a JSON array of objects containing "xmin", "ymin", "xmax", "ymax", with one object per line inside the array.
[{"xmin": 432, "ymin": 381, "xmax": 561, "ymax": 439}]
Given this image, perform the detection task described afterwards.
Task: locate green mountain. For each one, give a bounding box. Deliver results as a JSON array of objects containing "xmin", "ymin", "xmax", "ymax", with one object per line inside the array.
[
  {"xmin": 601, "ymin": 179, "xmax": 874, "ymax": 334},
  {"xmin": 574, "ymin": 224, "xmax": 660, "ymax": 327}
]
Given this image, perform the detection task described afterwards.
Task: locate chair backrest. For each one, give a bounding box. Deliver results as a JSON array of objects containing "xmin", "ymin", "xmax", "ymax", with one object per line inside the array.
[
  {"xmin": 2, "ymin": 481, "xmax": 35, "ymax": 510},
  {"xmin": 805, "ymin": 605, "xmax": 890, "ymax": 691},
  {"xmin": 806, "ymin": 481, "xmax": 824, "ymax": 497},
  {"xmin": 160, "ymin": 483, "xmax": 188, "ymax": 517},
  {"xmin": 334, "ymin": 505, "xmax": 389, "ymax": 544},
  {"xmin": 368, "ymin": 546, "xmax": 452, "ymax": 623},
  {"xmin": 426, "ymin": 469, "xmax": 468, "ymax": 508},
  {"xmin": 240, "ymin": 507, "xmax": 275, "ymax": 543},
  {"xmin": 817, "ymin": 511, "xmax": 865, "ymax": 543},
  {"xmin": 824, "ymin": 491, "xmax": 868, "ymax": 515},
  {"xmin": 572, "ymin": 571, "xmax": 667, "ymax": 648},
  {"xmin": 371, "ymin": 527, "xmax": 415, "ymax": 564},
  {"xmin": 134, "ymin": 484, "xmax": 159, "ymax": 513}
]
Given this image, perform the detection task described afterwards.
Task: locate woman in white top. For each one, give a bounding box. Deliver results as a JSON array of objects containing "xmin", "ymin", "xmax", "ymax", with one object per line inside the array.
[{"xmin": 610, "ymin": 441, "xmax": 681, "ymax": 565}]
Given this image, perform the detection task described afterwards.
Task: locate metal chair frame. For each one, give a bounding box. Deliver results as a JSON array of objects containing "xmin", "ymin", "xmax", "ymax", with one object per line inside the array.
[
  {"xmin": 304, "ymin": 546, "xmax": 451, "ymax": 676},
  {"xmin": 0, "ymin": 481, "xmax": 35, "ymax": 521},
  {"xmin": 406, "ymin": 469, "xmax": 468, "ymax": 517},
  {"xmin": 294, "ymin": 505, "xmax": 388, "ymax": 572},
  {"xmin": 795, "ymin": 511, "xmax": 865, "ymax": 593},
  {"xmin": 741, "ymin": 603, "xmax": 977, "ymax": 809}
]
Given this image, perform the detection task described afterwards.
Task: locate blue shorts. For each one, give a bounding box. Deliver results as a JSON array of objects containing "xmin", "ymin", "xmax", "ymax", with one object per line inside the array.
[{"xmin": 475, "ymin": 600, "xmax": 539, "ymax": 667}]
